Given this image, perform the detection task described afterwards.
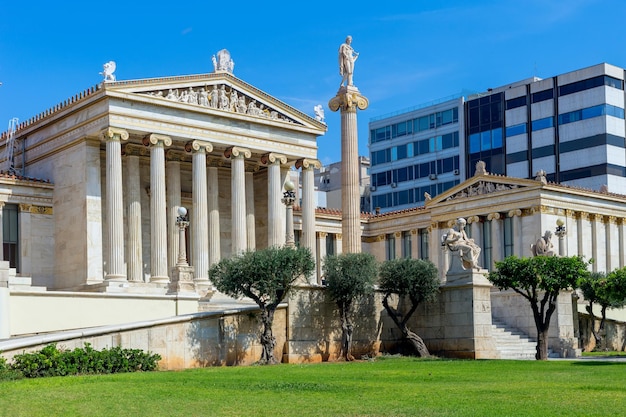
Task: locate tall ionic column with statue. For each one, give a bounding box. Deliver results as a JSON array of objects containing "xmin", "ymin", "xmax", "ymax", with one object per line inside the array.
[{"xmin": 329, "ymin": 36, "xmax": 368, "ymax": 254}]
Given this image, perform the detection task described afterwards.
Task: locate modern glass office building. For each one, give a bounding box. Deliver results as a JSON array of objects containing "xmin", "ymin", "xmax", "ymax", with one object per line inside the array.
[{"xmin": 369, "ymin": 63, "xmax": 626, "ymax": 213}]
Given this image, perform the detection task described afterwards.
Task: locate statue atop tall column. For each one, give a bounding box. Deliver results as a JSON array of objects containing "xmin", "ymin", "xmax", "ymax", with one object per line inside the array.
[
  {"xmin": 328, "ymin": 36, "xmax": 368, "ymax": 253},
  {"xmin": 338, "ymin": 35, "xmax": 359, "ymax": 87}
]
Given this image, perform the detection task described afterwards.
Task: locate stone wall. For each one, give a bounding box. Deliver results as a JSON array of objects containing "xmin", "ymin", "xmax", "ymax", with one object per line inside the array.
[{"xmin": 578, "ymin": 313, "xmax": 626, "ymax": 352}]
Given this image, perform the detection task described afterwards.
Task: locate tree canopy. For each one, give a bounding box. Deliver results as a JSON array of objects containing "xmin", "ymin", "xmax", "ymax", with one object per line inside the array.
[
  {"xmin": 378, "ymin": 258, "xmax": 439, "ymax": 356},
  {"xmin": 488, "ymin": 255, "xmax": 588, "ymax": 360},
  {"xmin": 209, "ymin": 246, "xmax": 315, "ymax": 364}
]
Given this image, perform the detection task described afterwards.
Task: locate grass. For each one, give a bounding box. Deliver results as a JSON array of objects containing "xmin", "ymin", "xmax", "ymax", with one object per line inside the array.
[
  {"xmin": 582, "ymin": 350, "xmax": 626, "ymax": 357},
  {"xmin": 1, "ymin": 356, "xmax": 625, "ymax": 416}
]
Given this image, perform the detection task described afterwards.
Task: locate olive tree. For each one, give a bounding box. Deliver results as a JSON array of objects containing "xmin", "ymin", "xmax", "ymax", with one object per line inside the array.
[
  {"xmin": 209, "ymin": 246, "xmax": 314, "ymax": 364},
  {"xmin": 323, "ymin": 253, "xmax": 378, "ymax": 361},
  {"xmin": 378, "ymin": 258, "xmax": 439, "ymax": 357},
  {"xmin": 578, "ymin": 269, "xmax": 626, "ymax": 348},
  {"xmin": 488, "ymin": 255, "xmax": 588, "ymax": 360}
]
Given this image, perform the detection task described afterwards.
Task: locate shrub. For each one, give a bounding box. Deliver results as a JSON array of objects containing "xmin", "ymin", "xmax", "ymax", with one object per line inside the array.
[{"xmin": 9, "ymin": 343, "xmax": 161, "ymax": 378}]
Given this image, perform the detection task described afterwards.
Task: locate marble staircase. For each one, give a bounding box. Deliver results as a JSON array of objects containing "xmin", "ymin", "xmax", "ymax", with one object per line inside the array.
[{"xmin": 491, "ymin": 318, "xmax": 537, "ymax": 360}]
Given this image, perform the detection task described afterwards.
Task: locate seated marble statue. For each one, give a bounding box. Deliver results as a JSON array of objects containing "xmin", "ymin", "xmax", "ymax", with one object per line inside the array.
[
  {"xmin": 444, "ymin": 218, "xmax": 481, "ymax": 270},
  {"xmin": 531, "ymin": 230, "xmax": 556, "ymax": 257}
]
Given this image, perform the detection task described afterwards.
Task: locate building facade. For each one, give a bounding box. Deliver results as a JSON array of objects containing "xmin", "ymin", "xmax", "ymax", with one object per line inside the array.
[{"xmin": 370, "ymin": 63, "xmax": 626, "ymax": 213}]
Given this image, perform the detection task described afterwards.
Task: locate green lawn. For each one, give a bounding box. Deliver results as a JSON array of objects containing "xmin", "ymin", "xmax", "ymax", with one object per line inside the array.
[{"xmin": 1, "ymin": 356, "xmax": 625, "ymax": 417}]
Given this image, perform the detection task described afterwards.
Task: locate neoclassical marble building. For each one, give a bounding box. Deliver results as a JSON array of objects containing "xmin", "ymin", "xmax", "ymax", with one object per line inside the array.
[{"xmin": 1, "ymin": 58, "xmax": 625, "ymax": 360}]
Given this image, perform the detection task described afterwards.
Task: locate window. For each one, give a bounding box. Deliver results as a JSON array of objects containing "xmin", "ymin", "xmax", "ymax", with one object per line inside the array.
[
  {"xmin": 506, "ymin": 96, "xmax": 527, "ymax": 110},
  {"xmin": 532, "ymin": 89, "xmax": 553, "ymax": 103},
  {"xmin": 531, "ymin": 117, "xmax": 554, "ymax": 131},
  {"xmin": 559, "ymin": 75, "xmax": 624, "ymax": 96},
  {"xmin": 506, "ymin": 123, "xmax": 527, "ymax": 137},
  {"xmin": 558, "ymin": 104, "xmax": 625, "ymax": 125},
  {"xmin": 503, "ymin": 217, "xmax": 513, "ymax": 257},
  {"xmin": 326, "ymin": 233, "xmax": 336, "ymax": 256},
  {"xmin": 3, "ymin": 204, "xmax": 18, "ymax": 270},
  {"xmin": 419, "ymin": 229, "xmax": 429, "ymax": 260},
  {"xmin": 402, "ymin": 231, "xmax": 412, "ymax": 258},
  {"xmin": 386, "ymin": 233, "xmax": 396, "ymax": 260}
]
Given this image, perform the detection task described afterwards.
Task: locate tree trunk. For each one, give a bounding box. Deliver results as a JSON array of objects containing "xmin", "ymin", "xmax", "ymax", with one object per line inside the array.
[
  {"xmin": 586, "ymin": 304, "xmax": 602, "ymax": 345},
  {"xmin": 259, "ymin": 308, "xmax": 277, "ymax": 364},
  {"xmin": 536, "ymin": 329, "xmax": 549, "ymax": 360},
  {"xmin": 403, "ymin": 326, "xmax": 430, "ymax": 357},
  {"xmin": 340, "ymin": 303, "xmax": 355, "ymax": 361}
]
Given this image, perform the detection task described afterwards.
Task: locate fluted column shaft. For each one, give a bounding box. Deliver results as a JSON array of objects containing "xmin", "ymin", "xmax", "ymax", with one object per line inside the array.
[
  {"xmin": 619, "ymin": 219, "xmax": 626, "ymax": 268},
  {"xmin": 208, "ymin": 166, "xmax": 221, "ymax": 265},
  {"xmin": 489, "ymin": 213, "xmax": 502, "ymax": 270},
  {"xmin": 0, "ymin": 202, "xmax": 4, "ymax": 261},
  {"xmin": 262, "ymin": 153, "xmax": 287, "ymax": 247},
  {"xmin": 126, "ymin": 153, "xmax": 143, "ymax": 282},
  {"xmin": 316, "ymin": 232, "xmax": 327, "ymax": 284},
  {"xmin": 166, "ymin": 158, "xmax": 181, "ymax": 276},
  {"xmin": 297, "ymin": 159, "xmax": 320, "ymax": 264},
  {"xmin": 329, "ymin": 86, "xmax": 368, "ymax": 254},
  {"xmin": 103, "ymin": 128, "xmax": 128, "ymax": 281},
  {"xmin": 144, "ymin": 134, "xmax": 172, "ymax": 283},
  {"xmin": 186, "ymin": 140, "xmax": 212, "ymax": 283},
  {"xmin": 245, "ymin": 171, "xmax": 256, "ymax": 250},
  {"xmin": 225, "ymin": 146, "xmax": 250, "ymax": 254}
]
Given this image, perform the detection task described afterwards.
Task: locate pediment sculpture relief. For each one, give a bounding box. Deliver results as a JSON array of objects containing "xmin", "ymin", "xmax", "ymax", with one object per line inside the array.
[
  {"xmin": 141, "ymin": 85, "xmax": 297, "ymax": 124},
  {"xmin": 446, "ymin": 181, "xmax": 519, "ymax": 201}
]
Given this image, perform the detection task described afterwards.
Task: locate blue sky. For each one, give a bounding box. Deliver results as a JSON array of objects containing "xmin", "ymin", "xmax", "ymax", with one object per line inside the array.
[{"xmin": 1, "ymin": 0, "xmax": 625, "ymax": 165}]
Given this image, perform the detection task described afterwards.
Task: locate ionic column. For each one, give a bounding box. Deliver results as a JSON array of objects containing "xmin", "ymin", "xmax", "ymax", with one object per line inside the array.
[
  {"xmin": 467, "ymin": 216, "xmax": 482, "ymax": 263},
  {"xmin": 329, "ymin": 87, "xmax": 369, "ymax": 253},
  {"xmin": 225, "ymin": 146, "xmax": 250, "ymax": 254},
  {"xmin": 18, "ymin": 204, "xmax": 32, "ymax": 276},
  {"xmin": 296, "ymin": 159, "xmax": 321, "ymax": 271},
  {"xmin": 488, "ymin": 212, "xmax": 502, "ymax": 269},
  {"xmin": 0, "ymin": 202, "xmax": 5, "ymax": 261},
  {"xmin": 165, "ymin": 150, "xmax": 183, "ymax": 279},
  {"xmin": 143, "ymin": 133, "xmax": 172, "ymax": 283},
  {"xmin": 394, "ymin": 231, "xmax": 402, "ymax": 259},
  {"xmin": 606, "ymin": 216, "xmax": 617, "ymax": 272},
  {"xmin": 410, "ymin": 229, "xmax": 418, "ymax": 259},
  {"xmin": 186, "ymin": 140, "xmax": 213, "ymax": 284},
  {"xmin": 261, "ymin": 153, "xmax": 287, "ymax": 247},
  {"xmin": 101, "ymin": 127, "xmax": 129, "ymax": 281},
  {"xmin": 617, "ymin": 217, "xmax": 626, "ymax": 268},
  {"xmin": 316, "ymin": 231, "xmax": 327, "ymax": 285},
  {"xmin": 124, "ymin": 145, "xmax": 145, "ymax": 282},
  {"xmin": 335, "ymin": 234, "xmax": 343, "ymax": 255},
  {"xmin": 207, "ymin": 163, "xmax": 221, "ymax": 266},
  {"xmin": 508, "ymin": 209, "xmax": 522, "ymax": 258},
  {"xmin": 590, "ymin": 213, "xmax": 600, "ymax": 273},
  {"xmin": 245, "ymin": 163, "xmax": 257, "ymax": 250}
]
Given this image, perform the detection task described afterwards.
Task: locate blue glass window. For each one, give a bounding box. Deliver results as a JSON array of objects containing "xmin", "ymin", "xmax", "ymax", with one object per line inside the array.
[
  {"xmin": 506, "ymin": 123, "xmax": 527, "ymax": 137},
  {"xmin": 531, "ymin": 117, "xmax": 554, "ymax": 131},
  {"xmin": 470, "ymin": 133, "xmax": 481, "ymax": 153}
]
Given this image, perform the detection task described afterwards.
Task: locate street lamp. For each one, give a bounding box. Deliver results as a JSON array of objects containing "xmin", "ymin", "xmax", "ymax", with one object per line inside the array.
[
  {"xmin": 555, "ymin": 218, "xmax": 566, "ymax": 257},
  {"xmin": 282, "ymin": 180, "xmax": 296, "ymax": 248},
  {"xmin": 176, "ymin": 206, "xmax": 189, "ymax": 266}
]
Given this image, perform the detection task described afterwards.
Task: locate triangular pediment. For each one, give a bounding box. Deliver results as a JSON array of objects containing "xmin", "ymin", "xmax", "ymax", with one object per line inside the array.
[
  {"xmin": 427, "ymin": 174, "xmax": 543, "ymax": 205},
  {"xmin": 102, "ymin": 72, "xmax": 326, "ymax": 133}
]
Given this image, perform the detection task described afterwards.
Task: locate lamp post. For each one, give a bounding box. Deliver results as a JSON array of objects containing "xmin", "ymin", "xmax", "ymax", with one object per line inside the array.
[
  {"xmin": 282, "ymin": 180, "xmax": 296, "ymax": 248},
  {"xmin": 555, "ymin": 218, "xmax": 566, "ymax": 257},
  {"xmin": 176, "ymin": 206, "xmax": 189, "ymax": 266}
]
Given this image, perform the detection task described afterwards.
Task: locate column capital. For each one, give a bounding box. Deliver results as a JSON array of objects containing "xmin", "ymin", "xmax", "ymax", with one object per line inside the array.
[
  {"xmin": 336, "ymin": 234, "xmax": 342, "ymax": 240},
  {"xmin": 410, "ymin": 229, "xmax": 418, "ymax": 235},
  {"xmin": 142, "ymin": 133, "xmax": 172, "ymax": 147},
  {"xmin": 488, "ymin": 212, "xmax": 501, "ymax": 221},
  {"xmin": 245, "ymin": 162, "xmax": 260, "ymax": 173},
  {"xmin": 101, "ymin": 127, "xmax": 129, "ymax": 141},
  {"xmin": 577, "ymin": 211, "xmax": 590, "ymax": 220},
  {"xmin": 261, "ymin": 152, "xmax": 287, "ymax": 165},
  {"xmin": 295, "ymin": 158, "xmax": 322, "ymax": 170},
  {"xmin": 317, "ymin": 231, "xmax": 328, "ymax": 238},
  {"xmin": 607, "ymin": 215, "xmax": 618, "ymax": 224},
  {"xmin": 122, "ymin": 143, "xmax": 149, "ymax": 157},
  {"xmin": 165, "ymin": 149, "xmax": 189, "ymax": 162},
  {"xmin": 185, "ymin": 140, "xmax": 213, "ymax": 154},
  {"xmin": 467, "ymin": 215, "xmax": 481, "ymax": 224},
  {"xmin": 0, "ymin": 202, "xmax": 5, "ymax": 209},
  {"xmin": 328, "ymin": 86, "xmax": 369, "ymax": 112},
  {"xmin": 224, "ymin": 146, "xmax": 251, "ymax": 159},
  {"xmin": 507, "ymin": 209, "xmax": 522, "ymax": 218},
  {"xmin": 394, "ymin": 231, "xmax": 402, "ymax": 238},
  {"xmin": 19, "ymin": 203, "xmax": 31, "ymax": 212}
]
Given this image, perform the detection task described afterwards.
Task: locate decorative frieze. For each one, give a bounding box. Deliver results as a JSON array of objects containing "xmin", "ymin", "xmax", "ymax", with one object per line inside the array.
[{"xmin": 446, "ymin": 181, "xmax": 520, "ymax": 201}]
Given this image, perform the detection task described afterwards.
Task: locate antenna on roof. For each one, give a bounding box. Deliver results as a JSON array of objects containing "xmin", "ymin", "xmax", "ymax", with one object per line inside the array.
[{"xmin": 5, "ymin": 117, "xmax": 21, "ymax": 175}]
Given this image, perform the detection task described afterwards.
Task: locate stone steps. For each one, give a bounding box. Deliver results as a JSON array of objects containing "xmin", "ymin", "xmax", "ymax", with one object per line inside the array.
[{"xmin": 492, "ymin": 318, "xmax": 537, "ymax": 360}]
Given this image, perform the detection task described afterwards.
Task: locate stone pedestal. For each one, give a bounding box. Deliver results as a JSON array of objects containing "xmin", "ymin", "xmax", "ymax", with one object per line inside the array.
[
  {"xmin": 168, "ymin": 265, "xmax": 197, "ymax": 295},
  {"xmin": 440, "ymin": 269, "xmax": 498, "ymax": 359},
  {"xmin": 329, "ymin": 86, "xmax": 368, "ymax": 254}
]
